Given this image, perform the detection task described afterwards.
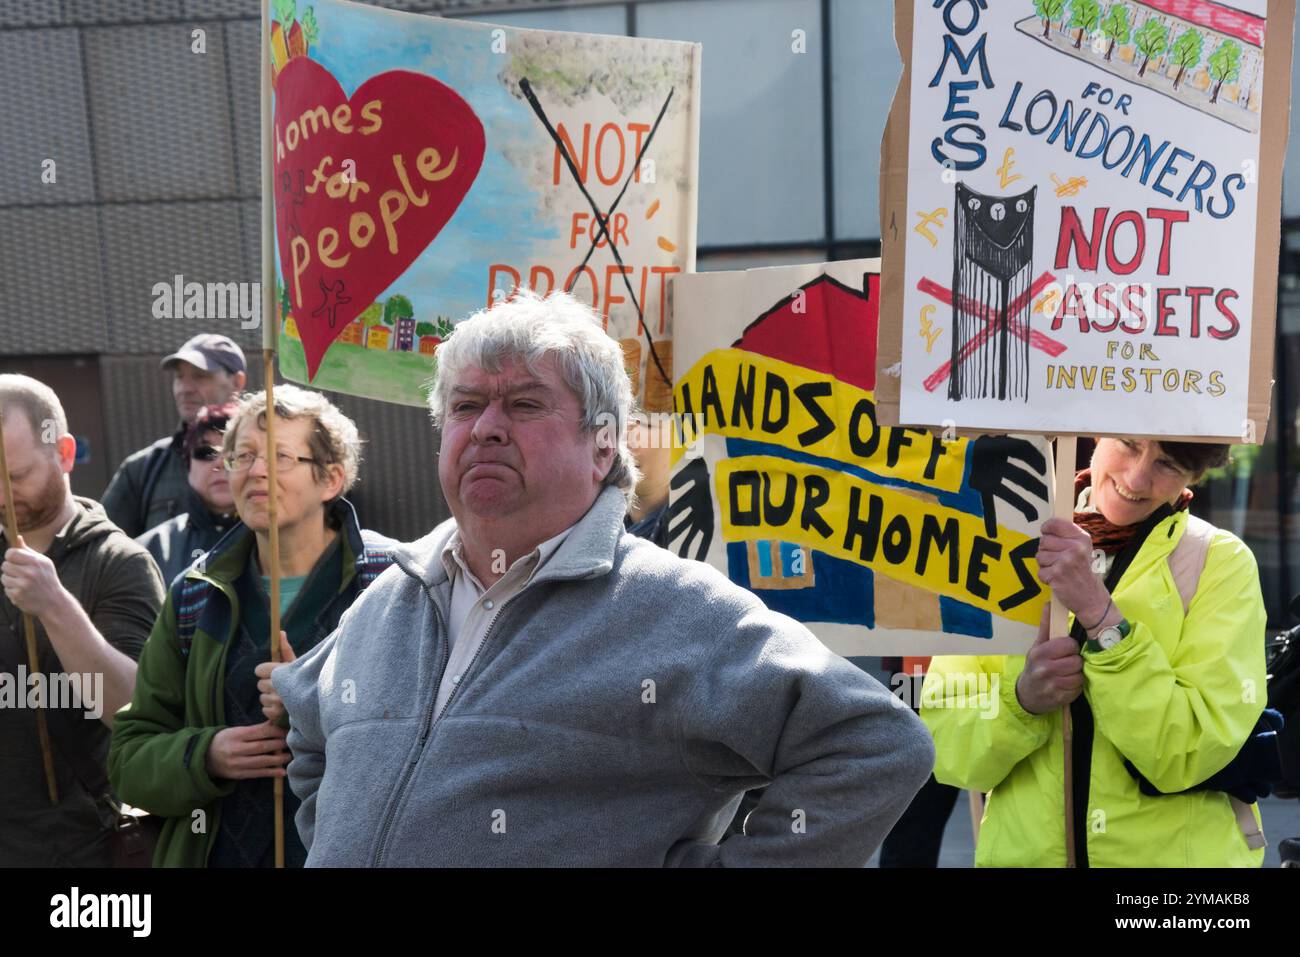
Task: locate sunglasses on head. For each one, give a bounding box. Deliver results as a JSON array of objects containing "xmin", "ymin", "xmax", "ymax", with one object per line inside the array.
[{"xmin": 192, "ymin": 445, "xmax": 223, "ymax": 463}]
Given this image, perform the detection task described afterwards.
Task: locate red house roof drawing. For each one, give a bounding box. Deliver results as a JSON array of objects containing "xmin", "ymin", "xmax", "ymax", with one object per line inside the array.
[
  {"xmin": 1140, "ymin": 0, "xmax": 1266, "ymax": 48},
  {"xmin": 732, "ymin": 272, "xmax": 880, "ymax": 393}
]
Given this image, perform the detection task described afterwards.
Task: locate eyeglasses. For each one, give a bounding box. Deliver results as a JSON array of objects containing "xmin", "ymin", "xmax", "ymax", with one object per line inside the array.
[
  {"xmin": 222, "ymin": 450, "xmax": 320, "ymax": 472},
  {"xmin": 192, "ymin": 445, "xmax": 223, "ymax": 463}
]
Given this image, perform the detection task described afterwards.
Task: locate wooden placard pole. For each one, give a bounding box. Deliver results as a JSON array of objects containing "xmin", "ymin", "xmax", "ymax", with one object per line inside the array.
[
  {"xmin": 1053, "ymin": 435, "xmax": 1078, "ymax": 869},
  {"xmin": 0, "ymin": 406, "xmax": 59, "ymax": 806},
  {"xmin": 261, "ymin": 0, "xmax": 285, "ymax": 870},
  {"xmin": 264, "ymin": 353, "xmax": 285, "ymax": 870}
]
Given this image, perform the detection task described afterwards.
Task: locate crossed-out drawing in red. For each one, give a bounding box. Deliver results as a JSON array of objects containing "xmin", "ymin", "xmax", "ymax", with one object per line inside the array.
[{"xmin": 917, "ymin": 271, "xmax": 1069, "ymax": 393}]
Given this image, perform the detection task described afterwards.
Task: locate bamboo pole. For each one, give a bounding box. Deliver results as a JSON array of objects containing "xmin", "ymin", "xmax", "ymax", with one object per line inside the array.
[
  {"xmin": 0, "ymin": 406, "xmax": 59, "ymax": 805},
  {"xmin": 1053, "ymin": 435, "xmax": 1078, "ymax": 868},
  {"xmin": 261, "ymin": 0, "xmax": 285, "ymax": 870}
]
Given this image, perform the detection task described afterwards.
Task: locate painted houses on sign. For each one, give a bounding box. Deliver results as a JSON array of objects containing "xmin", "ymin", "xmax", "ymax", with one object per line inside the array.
[
  {"xmin": 338, "ymin": 317, "xmax": 364, "ymax": 346},
  {"xmin": 1023, "ymin": 0, "xmax": 1264, "ymax": 131},
  {"xmin": 395, "ymin": 317, "xmax": 416, "ymax": 352}
]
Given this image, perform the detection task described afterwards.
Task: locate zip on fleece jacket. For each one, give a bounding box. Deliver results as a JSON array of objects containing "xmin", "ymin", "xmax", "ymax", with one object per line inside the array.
[
  {"xmin": 371, "ymin": 597, "xmax": 446, "ymax": 867},
  {"xmin": 275, "ymin": 485, "xmax": 938, "ymax": 868}
]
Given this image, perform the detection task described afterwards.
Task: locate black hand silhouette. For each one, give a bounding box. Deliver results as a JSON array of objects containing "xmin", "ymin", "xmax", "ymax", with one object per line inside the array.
[
  {"xmin": 969, "ymin": 435, "xmax": 1049, "ymax": 537},
  {"xmin": 667, "ymin": 456, "xmax": 714, "ymax": 561}
]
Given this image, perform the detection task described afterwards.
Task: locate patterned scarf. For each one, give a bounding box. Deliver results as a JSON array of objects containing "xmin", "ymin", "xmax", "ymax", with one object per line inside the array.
[{"xmin": 1074, "ymin": 467, "xmax": 1193, "ymax": 555}]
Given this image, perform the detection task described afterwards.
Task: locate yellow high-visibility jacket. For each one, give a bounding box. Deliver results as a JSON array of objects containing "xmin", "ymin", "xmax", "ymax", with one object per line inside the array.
[{"xmin": 921, "ymin": 509, "xmax": 1267, "ymax": 867}]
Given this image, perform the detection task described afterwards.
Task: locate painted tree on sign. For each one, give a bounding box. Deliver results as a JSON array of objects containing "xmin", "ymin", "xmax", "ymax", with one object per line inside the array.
[
  {"xmin": 1134, "ymin": 18, "xmax": 1169, "ymax": 77},
  {"xmin": 416, "ymin": 316, "xmax": 454, "ymax": 341},
  {"xmin": 1207, "ymin": 38, "xmax": 1242, "ymax": 104},
  {"xmin": 1069, "ymin": 0, "xmax": 1102, "ymax": 50},
  {"xmin": 1034, "ymin": 0, "xmax": 1067, "ymax": 40},
  {"xmin": 301, "ymin": 7, "xmax": 318, "ymax": 46},
  {"xmin": 1099, "ymin": 4, "xmax": 1131, "ymax": 61},
  {"xmin": 383, "ymin": 294, "xmax": 413, "ymax": 327},
  {"xmin": 1169, "ymin": 27, "xmax": 1204, "ymax": 91}
]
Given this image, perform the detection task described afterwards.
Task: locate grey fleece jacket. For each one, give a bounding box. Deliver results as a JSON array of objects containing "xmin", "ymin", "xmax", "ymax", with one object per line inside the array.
[{"xmin": 273, "ymin": 485, "xmax": 935, "ymax": 867}]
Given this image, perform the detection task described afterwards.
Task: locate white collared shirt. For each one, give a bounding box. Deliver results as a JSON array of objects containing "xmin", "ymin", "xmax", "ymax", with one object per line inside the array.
[{"xmin": 434, "ymin": 523, "xmax": 575, "ymax": 714}]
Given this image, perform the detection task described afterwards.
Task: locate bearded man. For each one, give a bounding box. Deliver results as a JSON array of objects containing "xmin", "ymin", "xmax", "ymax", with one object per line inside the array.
[{"xmin": 0, "ymin": 374, "xmax": 163, "ymax": 866}]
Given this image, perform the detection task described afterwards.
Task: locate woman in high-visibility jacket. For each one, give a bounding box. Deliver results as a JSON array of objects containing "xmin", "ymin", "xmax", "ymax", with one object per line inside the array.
[{"xmin": 922, "ymin": 438, "xmax": 1267, "ymax": 867}]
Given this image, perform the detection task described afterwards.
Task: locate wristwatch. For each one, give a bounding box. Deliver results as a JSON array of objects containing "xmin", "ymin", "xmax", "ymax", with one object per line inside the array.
[{"xmin": 1085, "ymin": 617, "xmax": 1131, "ymax": 654}]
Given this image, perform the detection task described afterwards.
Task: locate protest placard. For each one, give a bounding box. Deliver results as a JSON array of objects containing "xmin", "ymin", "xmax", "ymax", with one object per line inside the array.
[
  {"xmin": 266, "ymin": 0, "xmax": 700, "ymax": 408},
  {"xmin": 668, "ymin": 260, "xmax": 1053, "ymax": 655},
  {"xmin": 877, "ymin": 0, "xmax": 1293, "ymax": 441}
]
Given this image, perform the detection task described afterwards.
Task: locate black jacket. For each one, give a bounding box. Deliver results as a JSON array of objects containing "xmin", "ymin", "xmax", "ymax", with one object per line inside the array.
[
  {"xmin": 102, "ymin": 426, "xmax": 190, "ymax": 538},
  {"xmin": 136, "ymin": 489, "xmax": 236, "ymax": 587}
]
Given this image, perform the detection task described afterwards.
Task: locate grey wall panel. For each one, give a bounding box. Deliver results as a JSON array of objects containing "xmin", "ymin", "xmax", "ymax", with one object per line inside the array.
[
  {"xmin": 830, "ymin": 0, "xmax": 899, "ymax": 241},
  {"xmin": 243, "ymin": 350, "xmax": 268, "ymax": 390},
  {"xmin": 0, "ymin": 1, "xmax": 65, "ymax": 27},
  {"xmin": 0, "ymin": 206, "xmax": 109, "ymax": 353},
  {"xmin": 183, "ymin": 0, "xmax": 260, "ymax": 16},
  {"xmin": 97, "ymin": 354, "xmax": 184, "ymax": 473},
  {"xmin": 83, "ymin": 23, "xmax": 237, "ymax": 201},
  {"xmin": 311, "ymin": 389, "xmax": 450, "ymax": 542},
  {"xmin": 65, "ymin": 0, "xmax": 182, "ymax": 25},
  {"xmin": 385, "ymin": 2, "xmax": 452, "ymax": 11},
  {"xmin": 637, "ymin": 0, "xmax": 827, "ymax": 246},
  {"xmin": 462, "ymin": 3, "xmax": 625, "ymax": 32},
  {"xmin": 0, "ymin": 30, "xmax": 96, "ymax": 206},
  {"xmin": 99, "ymin": 200, "xmax": 256, "ymax": 353},
  {"xmin": 225, "ymin": 18, "xmax": 260, "ymax": 194},
  {"xmin": 240, "ymin": 197, "xmax": 261, "ymax": 286}
]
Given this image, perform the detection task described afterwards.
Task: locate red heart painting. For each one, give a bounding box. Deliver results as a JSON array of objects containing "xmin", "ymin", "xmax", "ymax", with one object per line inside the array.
[{"xmin": 273, "ymin": 57, "xmax": 485, "ymax": 378}]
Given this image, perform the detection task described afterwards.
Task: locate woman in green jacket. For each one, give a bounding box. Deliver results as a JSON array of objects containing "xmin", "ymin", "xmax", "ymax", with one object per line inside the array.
[
  {"xmin": 922, "ymin": 438, "xmax": 1268, "ymax": 867},
  {"xmin": 108, "ymin": 386, "xmax": 394, "ymax": 867}
]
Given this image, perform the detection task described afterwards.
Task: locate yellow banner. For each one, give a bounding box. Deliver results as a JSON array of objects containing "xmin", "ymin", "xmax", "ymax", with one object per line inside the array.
[
  {"xmin": 672, "ymin": 348, "xmax": 967, "ymax": 493},
  {"xmin": 715, "ymin": 455, "xmax": 1045, "ymax": 625}
]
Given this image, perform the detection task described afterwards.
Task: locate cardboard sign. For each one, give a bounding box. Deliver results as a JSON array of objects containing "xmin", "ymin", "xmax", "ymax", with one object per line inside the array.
[
  {"xmin": 266, "ymin": 0, "xmax": 700, "ymax": 407},
  {"xmin": 668, "ymin": 260, "xmax": 1054, "ymax": 655},
  {"xmin": 877, "ymin": 0, "xmax": 1293, "ymax": 442}
]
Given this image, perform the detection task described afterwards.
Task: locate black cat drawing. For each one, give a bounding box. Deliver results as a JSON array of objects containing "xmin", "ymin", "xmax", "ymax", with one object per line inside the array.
[{"xmin": 949, "ymin": 183, "xmax": 1037, "ymax": 402}]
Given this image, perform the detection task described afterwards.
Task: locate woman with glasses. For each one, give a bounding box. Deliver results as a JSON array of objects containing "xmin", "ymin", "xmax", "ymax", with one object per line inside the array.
[
  {"xmin": 109, "ymin": 385, "xmax": 395, "ymax": 867},
  {"xmin": 136, "ymin": 402, "xmax": 240, "ymax": 585}
]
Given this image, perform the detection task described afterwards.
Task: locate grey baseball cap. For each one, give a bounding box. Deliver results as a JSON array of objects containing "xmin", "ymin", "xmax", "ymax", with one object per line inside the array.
[{"xmin": 161, "ymin": 334, "xmax": 247, "ymax": 375}]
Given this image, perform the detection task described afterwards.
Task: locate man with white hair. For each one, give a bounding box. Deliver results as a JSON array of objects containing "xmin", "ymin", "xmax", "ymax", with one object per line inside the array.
[{"xmin": 271, "ymin": 290, "xmax": 934, "ymax": 866}]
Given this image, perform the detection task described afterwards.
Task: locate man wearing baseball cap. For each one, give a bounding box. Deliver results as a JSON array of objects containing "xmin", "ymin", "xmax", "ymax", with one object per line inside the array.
[{"xmin": 101, "ymin": 334, "xmax": 247, "ymax": 539}]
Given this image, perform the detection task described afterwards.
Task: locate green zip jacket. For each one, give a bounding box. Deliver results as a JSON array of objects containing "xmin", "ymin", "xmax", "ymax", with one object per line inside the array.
[
  {"xmin": 922, "ymin": 509, "xmax": 1268, "ymax": 867},
  {"xmin": 107, "ymin": 498, "xmax": 394, "ymax": 867}
]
